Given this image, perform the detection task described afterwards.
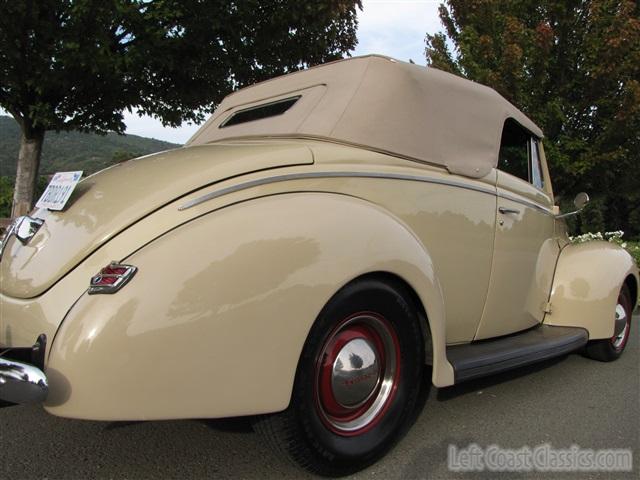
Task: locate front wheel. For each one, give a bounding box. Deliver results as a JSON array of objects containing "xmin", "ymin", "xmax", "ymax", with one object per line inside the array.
[
  {"xmin": 584, "ymin": 284, "xmax": 633, "ymax": 362},
  {"xmin": 253, "ymin": 277, "xmax": 425, "ymax": 476}
]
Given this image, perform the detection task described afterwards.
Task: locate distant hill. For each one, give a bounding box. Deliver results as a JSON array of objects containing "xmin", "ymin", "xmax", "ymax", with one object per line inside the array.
[{"xmin": 0, "ymin": 115, "xmax": 180, "ymax": 177}]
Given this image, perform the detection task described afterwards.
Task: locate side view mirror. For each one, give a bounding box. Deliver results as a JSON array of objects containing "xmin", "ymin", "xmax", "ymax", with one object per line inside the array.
[
  {"xmin": 573, "ymin": 192, "xmax": 590, "ymax": 210},
  {"xmin": 556, "ymin": 192, "xmax": 590, "ymax": 219}
]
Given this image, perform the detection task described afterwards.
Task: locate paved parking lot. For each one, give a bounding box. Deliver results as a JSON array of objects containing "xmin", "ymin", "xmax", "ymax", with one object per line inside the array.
[{"xmin": 2, "ymin": 315, "xmax": 638, "ymax": 479}]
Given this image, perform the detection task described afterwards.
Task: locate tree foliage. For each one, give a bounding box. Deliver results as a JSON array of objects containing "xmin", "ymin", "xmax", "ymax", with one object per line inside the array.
[
  {"xmin": 426, "ymin": 0, "xmax": 640, "ymax": 237},
  {"xmin": 0, "ymin": 0, "xmax": 361, "ymax": 215}
]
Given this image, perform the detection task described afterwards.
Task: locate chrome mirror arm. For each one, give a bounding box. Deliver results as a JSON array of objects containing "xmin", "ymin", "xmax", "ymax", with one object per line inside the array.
[
  {"xmin": 555, "ymin": 192, "xmax": 590, "ymax": 220},
  {"xmin": 555, "ymin": 209, "xmax": 582, "ymax": 219}
]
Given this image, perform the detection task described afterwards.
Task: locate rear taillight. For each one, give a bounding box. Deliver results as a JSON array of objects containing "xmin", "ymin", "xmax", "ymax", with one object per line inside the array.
[{"xmin": 88, "ymin": 262, "xmax": 137, "ymax": 294}]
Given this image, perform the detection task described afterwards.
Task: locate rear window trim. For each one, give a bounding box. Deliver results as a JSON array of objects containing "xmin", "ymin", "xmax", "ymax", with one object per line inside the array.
[{"xmin": 219, "ymin": 95, "xmax": 302, "ymax": 128}]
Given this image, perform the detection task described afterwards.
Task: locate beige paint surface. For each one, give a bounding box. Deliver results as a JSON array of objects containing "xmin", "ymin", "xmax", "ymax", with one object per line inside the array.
[
  {"xmin": 1, "ymin": 93, "xmax": 637, "ymax": 420},
  {"xmin": 544, "ymin": 241, "xmax": 638, "ymax": 339},
  {"xmin": 474, "ymin": 170, "xmax": 558, "ymax": 339},
  {"xmin": 2, "ymin": 138, "xmax": 638, "ymax": 420},
  {"xmin": 44, "ymin": 193, "xmax": 451, "ymax": 419},
  {"xmin": 0, "ymin": 142, "xmax": 313, "ymax": 298}
]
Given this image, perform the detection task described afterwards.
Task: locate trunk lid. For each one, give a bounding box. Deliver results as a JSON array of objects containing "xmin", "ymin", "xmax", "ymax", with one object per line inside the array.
[{"xmin": 0, "ymin": 141, "xmax": 313, "ymax": 298}]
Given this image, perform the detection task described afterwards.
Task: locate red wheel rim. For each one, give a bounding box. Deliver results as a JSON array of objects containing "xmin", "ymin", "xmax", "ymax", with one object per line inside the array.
[
  {"xmin": 611, "ymin": 291, "xmax": 631, "ymax": 352},
  {"xmin": 313, "ymin": 312, "xmax": 401, "ymax": 436}
]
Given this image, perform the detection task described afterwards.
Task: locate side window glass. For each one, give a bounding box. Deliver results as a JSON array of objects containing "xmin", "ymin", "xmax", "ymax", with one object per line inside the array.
[
  {"xmin": 530, "ymin": 139, "xmax": 545, "ymax": 190},
  {"xmin": 498, "ymin": 119, "xmax": 530, "ymax": 182}
]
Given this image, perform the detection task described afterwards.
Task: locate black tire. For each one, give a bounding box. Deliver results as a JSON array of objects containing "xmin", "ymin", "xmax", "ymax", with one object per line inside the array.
[
  {"xmin": 253, "ymin": 277, "xmax": 425, "ymax": 476},
  {"xmin": 584, "ymin": 284, "xmax": 633, "ymax": 362}
]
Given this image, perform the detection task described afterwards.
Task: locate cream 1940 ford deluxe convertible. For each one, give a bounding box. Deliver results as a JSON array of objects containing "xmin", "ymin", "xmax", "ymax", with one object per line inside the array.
[{"xmin": 1, "ymin": 55, "xmax": 638, "ymax": 476}]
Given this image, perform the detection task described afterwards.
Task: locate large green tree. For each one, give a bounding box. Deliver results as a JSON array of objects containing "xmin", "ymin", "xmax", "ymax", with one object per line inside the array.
[
  {"xmin": 0, "ymin": 0, "xmax": 361, "ymax": 217},
  {"xmin": 426, "ymin": 0, "xmax": 640, "ymax": 237}
]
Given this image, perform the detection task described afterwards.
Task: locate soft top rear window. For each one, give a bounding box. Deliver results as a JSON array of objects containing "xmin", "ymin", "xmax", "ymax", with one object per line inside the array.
[{"xmin": 219, "ymin": 96, "xmax": 301, "ymax": 128}]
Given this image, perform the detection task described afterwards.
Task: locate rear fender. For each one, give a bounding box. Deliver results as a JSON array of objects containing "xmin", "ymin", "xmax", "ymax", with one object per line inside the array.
[
  {"xmin": 45, "ymin": 193, "xmax": 452, "ymax": 420},
  {"xmin": 544, "ymin": 241, "xmax": 639, "ymax": 339}
]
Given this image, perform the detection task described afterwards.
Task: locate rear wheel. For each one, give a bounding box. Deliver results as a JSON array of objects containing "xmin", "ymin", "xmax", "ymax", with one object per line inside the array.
[
  {"xmin": 584, "ymin": 284, "xmax": 633, "ymax": 362},
  {"xmin": 253, "ymin": 277, "xmax": 424, "ymax": 476}
]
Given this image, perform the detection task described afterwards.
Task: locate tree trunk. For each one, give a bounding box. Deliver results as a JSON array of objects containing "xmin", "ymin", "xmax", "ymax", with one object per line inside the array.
[{"xmin": 12, "ymin": 127, "xmax": 45, "ymax": 217}]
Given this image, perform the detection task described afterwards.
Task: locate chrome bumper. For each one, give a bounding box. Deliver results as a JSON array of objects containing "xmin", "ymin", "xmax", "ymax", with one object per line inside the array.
[{"xmin": 0, "ymin": 357, "xmax": 48, "ymax": 405}]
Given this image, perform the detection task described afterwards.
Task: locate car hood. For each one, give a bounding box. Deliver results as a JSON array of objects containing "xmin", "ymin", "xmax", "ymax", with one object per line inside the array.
[{"xmin": 0, "ymin": 141, "xmax": 313, "ymax": 299}]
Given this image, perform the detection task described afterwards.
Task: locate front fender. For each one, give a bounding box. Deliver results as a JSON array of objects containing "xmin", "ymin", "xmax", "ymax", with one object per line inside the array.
[
  {"xmin": 45, "ymin": 193, "xmax": 452, "ymax": 420},
  {"xmin": 544, "ymin": 241, "xmax": 639, "ymax": 339}
]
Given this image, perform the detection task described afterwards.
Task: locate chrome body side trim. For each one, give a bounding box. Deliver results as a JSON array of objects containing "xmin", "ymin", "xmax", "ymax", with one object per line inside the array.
[
  {"xmin": 178, "ymin": 171, "xmax": 497, "ymax": 211},
  {"xmin": 0, "ymin": 357, "xmax": 48, "ymax": 405}
]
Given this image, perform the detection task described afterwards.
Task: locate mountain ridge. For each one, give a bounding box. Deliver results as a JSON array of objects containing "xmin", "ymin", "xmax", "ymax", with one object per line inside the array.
[{"xmin": 0, "ymin": 115, "xmax": 180, "ymax": 177}]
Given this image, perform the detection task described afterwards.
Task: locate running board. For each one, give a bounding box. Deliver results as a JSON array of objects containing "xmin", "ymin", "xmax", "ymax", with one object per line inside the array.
[{"xmin": 447, "ymin": 325, "xmax": 588, "ymax": 383}]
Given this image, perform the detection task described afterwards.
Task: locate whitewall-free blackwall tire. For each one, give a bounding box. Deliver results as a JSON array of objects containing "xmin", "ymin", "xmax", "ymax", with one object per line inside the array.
[{"xmin": 253, "ymin": 276, "xmax": 425, "ymax": 476}]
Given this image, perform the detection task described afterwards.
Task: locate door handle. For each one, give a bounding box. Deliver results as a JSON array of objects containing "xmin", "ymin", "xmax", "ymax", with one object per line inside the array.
[{"xmin": 499, "ymin": 207, "xmax": 520, "ymax": 215}]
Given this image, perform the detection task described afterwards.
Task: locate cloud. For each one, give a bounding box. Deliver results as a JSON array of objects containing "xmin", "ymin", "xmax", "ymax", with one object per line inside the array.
[
  {"xmin": 353, "ymin": 0, "xmax": 443, "ymax": 65},
  {"xmin": 123, "ymin": 110, "xmax": 199, "ymax": 144}
]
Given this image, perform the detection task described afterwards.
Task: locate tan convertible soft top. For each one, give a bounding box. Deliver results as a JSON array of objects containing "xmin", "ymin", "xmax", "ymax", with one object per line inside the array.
[{"xmin": 187, "ymin": 55, "xmax": 542, "ymax": 178}]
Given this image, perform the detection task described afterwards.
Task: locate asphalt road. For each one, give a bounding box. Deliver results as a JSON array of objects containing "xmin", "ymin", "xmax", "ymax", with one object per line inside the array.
[{"xmin": 2, "ymin": 315, "xmax": 638, "ymax": 480}]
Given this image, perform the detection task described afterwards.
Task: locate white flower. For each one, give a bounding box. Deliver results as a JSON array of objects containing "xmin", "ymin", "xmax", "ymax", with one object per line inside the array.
[{"xmin": 570, "ymin": 230, "xmax": 629, "ymax": 246}]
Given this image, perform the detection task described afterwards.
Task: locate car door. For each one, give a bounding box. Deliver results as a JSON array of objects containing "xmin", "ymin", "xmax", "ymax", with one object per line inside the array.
[{"xmin": 474, "ymin": 119, "xmax": 559, "ymax": 340}]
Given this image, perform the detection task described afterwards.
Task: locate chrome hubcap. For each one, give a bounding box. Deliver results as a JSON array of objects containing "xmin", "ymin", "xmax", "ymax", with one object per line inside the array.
[
  {"xmin": 331, "ymin": 338, "xmax": 381, "ymax": 407},
  {"xmin": 315, "ymin": 313, "xmax": 400, "ymax": 435},
  {"xmin": 612, "ymin": 303, "xmax": 628, "ymax": 350}
]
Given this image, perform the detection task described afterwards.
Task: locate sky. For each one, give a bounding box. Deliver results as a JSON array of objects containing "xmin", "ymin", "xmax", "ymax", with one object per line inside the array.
[{"xmin": 124, "ymin": 0, "xmax": 445, "ymax": 144}]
